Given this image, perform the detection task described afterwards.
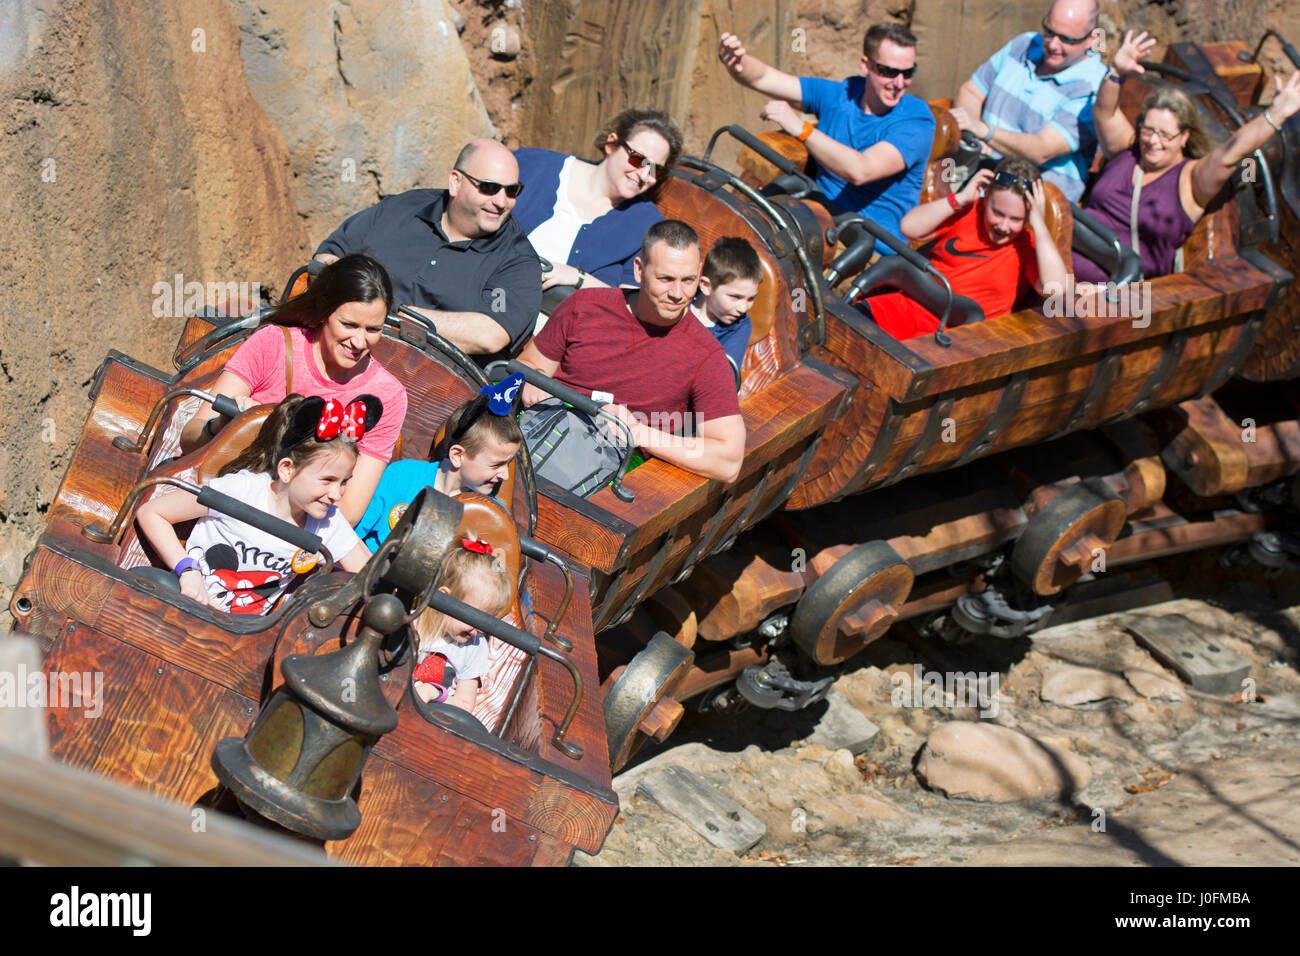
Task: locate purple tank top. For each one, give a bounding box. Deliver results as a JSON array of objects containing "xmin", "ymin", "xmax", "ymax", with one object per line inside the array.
[{"xmin": 1072, "ymin": 146, "xmax": 1196, "ymax": 283}]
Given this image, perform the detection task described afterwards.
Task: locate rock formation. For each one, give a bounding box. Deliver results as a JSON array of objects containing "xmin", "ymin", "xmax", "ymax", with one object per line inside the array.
[{"xmin": 0, "ymin": 0, "xmax": 307, "ymax": 601}]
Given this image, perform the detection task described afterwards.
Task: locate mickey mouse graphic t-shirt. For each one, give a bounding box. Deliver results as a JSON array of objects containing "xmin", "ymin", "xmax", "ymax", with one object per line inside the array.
[{"xmin": 184, "ymin": 470, "xmax": 363, "ymax": 614}]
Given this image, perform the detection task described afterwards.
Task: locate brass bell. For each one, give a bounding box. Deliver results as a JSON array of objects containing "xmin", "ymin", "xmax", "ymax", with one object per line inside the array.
[{"xmin": 212, "ymin": 593, "xmax": 405, "ymax": 840}]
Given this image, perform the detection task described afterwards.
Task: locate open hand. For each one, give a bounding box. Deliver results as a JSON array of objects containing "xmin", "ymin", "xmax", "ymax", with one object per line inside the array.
[
  {"xmin": 1113, "ymin": 29, "xmax": 1157, "ymax": 76},
  {"xmin": 541, "ymin": 262, "xmax": 583, "ymax": 290},
  {"xmin": 949, "ymin": 106, "xmax": 977, "ymax": 132},
  {"xmin": 955, "ymin": 168, "xmax": 994, "ymax": 207},
  {"xmin": 1268, "ymin": 69, "xmax": 1300, "ymax": 124},
  {"xmin": 759, "ymin": 99, "xmax": 802, "ymax": 136},
  {"xmin": 1025, "ymin": 178, "xmax": 1050, "ymax": 231},
  {"xmin": 718, "ymin": 32, "xmax": 747, "ymax": 73}
]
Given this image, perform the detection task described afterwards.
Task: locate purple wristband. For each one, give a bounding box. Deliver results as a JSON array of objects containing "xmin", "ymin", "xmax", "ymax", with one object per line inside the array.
[{"xmin": 174, "ymin": 557, "xmax": 201, "ymax": 577}]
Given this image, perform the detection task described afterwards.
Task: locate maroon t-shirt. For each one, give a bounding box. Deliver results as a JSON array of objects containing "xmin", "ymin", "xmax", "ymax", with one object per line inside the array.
[{"xmin": 533, "ymin": 287, "xmax": 740, "ymax": 425}]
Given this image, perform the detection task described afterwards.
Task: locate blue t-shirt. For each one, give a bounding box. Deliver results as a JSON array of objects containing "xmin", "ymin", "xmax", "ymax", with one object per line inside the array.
[
  {"xmin": 798, "ymin": 77, "xmax": 934, "ymax": 247},
  {"xmin": 708, "ymin": 314, "xmax": 752, "ymax": 372},
  {"xmin": 354, "ymin": 459, "xmax": 439, "ymax": 553}
]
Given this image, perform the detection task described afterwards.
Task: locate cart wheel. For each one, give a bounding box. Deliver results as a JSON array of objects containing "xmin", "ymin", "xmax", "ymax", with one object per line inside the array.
[
  {"xmin": 1011, "ymin": 478, "xmax": 1126, "ymax": 596},
  {"xmin": 602, "ymin": 632, "xmax": 694, "ymax": 773},
  {"xmin": 790, "ymin": 541, "xmax": 913, "ymax": 665}
]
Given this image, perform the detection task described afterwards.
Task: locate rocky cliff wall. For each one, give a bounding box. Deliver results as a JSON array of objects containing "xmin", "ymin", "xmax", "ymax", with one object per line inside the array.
[
  {"xmin": 231, "ymin": 0, "xmax": 496, "ymax": 247},
  {"xmin": 0, "ymin": 0, "xmax": 307, "ymax": 597}
]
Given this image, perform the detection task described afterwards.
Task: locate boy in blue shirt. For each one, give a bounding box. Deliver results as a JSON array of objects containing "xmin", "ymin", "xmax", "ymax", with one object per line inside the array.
[
  {"xmin": 690, "ymin": 237, "xmax": 762, "ymax": 381},
  {"xmin": 354, "ymin": 379, "xmax": 523, "ymax": 552}
]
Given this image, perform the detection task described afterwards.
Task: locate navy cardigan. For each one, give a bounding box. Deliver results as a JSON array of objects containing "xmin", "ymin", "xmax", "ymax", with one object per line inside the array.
[{"xmin": 513, "ymin": 147, "xmax": 664, "ymax": 287}]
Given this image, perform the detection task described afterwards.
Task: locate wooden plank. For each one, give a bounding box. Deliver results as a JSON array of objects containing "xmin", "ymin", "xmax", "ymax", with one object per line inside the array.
[
  {"xmin": 1123, "ymin": 613, "xmax": 1252, "ymax": 696},
  {"xmin": 637, "ymin": 765, "xmax": 765, "ymax": 852},
  {"xmin": 0, "ymin": 744, "xmax": 332, "ymax": 866}
]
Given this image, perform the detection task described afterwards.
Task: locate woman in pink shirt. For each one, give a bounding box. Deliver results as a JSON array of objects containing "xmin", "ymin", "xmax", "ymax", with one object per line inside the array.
[{"xmin": 182, "ymin": 253, "xmax": 408, "ymax": 523}]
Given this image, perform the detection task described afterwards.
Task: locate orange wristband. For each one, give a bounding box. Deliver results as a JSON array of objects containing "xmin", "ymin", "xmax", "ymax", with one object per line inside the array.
[{"xmin": 797, "ymin": 121, "xmax": 814, "ymax": 142}]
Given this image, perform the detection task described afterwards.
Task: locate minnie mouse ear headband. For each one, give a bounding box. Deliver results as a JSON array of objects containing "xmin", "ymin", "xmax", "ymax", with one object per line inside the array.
[
  {"xmin": 279, "ymin": 394, "xmax": 383, "ymax": 460},
  {"xmin": 448, "ymin": 373, "xmax": 525, "ymax": 446}
]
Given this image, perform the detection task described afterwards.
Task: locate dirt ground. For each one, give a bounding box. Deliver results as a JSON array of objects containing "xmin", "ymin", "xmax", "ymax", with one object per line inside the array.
[{"xmin": 577, "ymin": 558, "xmax": 1300, "ymax": 867}]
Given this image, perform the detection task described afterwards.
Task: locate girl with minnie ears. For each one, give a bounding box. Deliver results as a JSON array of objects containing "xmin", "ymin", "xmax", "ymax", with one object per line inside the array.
[
  {"xmin": 136, "ymin": 393, "xmax": 381, "ymax": 613},
  {"xmin": 411, "ymin": 538, "xmax": 512, "ymax": 713}
]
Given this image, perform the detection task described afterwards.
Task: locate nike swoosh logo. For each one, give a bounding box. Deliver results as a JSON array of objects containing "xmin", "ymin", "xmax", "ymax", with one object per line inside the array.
[{"xmin": 944, "ymin": 238, "xmax": 989, "ymax": 259}]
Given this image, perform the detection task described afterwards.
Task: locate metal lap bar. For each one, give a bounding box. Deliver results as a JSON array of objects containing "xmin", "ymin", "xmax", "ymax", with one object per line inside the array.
[
  {"xmin": 1119, "ymin": 330, "xmax": 1188, "ymax": 418},
  {"xmin": 112, "ymin": 386, "xmax": 224, "ymax": 456},
  {"xmin": 955, "ymin": 372, "xmax": 1028, "ymax": 466},
  {"xmin": 1198, "ymin": 311, "xmax": 1267, "ymax": 398},
  {"xmin": 424, "ymin": 589, "xmax": 584, "ymax": 759},
  {"xmin": 1054, "ymin": 349, "xmax": 1124, "ymax": 439},
  {"xmin": 882, "ymin": 395, "xmax": 955, "ymax": 486},
  {"xmin": 173, "ymin": 312, "xmax": 263, "ymax": 373},
  {"xmin": 540, "ymin": 550, "xmax": 575, "ymax": 651}
]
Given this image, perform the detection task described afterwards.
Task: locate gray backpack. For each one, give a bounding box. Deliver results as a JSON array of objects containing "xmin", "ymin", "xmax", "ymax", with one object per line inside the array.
[{"xmin": 518, "ymin": 399, "xmax": 627, "ymax": 498}]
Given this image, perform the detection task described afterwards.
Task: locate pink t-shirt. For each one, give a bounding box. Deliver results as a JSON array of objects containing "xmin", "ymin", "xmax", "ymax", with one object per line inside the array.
[
  {"xmin": 225, "ymin": 325, "xmax": 408, "ymax": 462},
  {"xmin": 533, "ymin": 288, "xmax": 740, "ymax": 425}
]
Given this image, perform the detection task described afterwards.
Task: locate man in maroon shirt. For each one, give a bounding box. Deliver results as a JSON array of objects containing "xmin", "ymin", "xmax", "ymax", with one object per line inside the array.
[{"xmin": 517, "ymin": 220, "xmax": 746, "ymax": 484}]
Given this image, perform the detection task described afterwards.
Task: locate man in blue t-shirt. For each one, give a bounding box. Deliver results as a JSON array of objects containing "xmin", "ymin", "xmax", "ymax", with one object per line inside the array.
[{"xmin": 718, "ymin": 22, "xmax": 935, "ymax": 247}]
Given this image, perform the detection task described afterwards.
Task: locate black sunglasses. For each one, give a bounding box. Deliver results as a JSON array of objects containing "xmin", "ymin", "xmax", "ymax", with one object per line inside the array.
[
  {"xmin": 455, "ymin": 169, "xmax": 525, "ymax": 199},
  {"xmin": 868, "ymin": 59, "xmax": 917, "ymax": 80},
  {"xmin": 1040, "ymin": 18, "xmax": 1094, "ymax": 46},
  {"xmin": 617, "ymin": 139, "xmax": 661, "ymax": 177},
  {"xmin": 992, "ymin": 169, "xmax": 1037, "ymax": 192}
]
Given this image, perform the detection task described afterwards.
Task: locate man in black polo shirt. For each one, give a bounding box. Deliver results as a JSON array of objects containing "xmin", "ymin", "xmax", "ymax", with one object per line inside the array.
[{"xmin": 314, "ymin": 138, "xmax": 541, "ymax": 360}]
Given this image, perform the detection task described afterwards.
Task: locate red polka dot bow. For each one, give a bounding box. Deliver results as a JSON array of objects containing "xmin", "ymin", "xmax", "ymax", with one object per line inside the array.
[
  {"xmin": 316, "ymin": 398, "xmax": 370, "ymax": 441},
  {"xmin": 461, "ymin": 537, "xmax": 493, "ymax": 555}
]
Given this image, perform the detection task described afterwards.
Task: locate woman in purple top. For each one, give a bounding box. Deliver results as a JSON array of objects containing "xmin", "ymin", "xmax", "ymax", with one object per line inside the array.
[{"xmin": 1076, "ymin": 29, "xmax": 1300, "ymax": 283}]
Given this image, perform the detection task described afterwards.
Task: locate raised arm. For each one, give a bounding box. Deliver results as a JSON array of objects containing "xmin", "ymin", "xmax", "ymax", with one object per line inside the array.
[
  {"xmin": 1025, "ymin": 180, "xmax": 1069, "ymax": 297},
  {"xmin": 1092, "ymin": 30, "xmax": 1156, "ymax": 157},
  {"xmin": 760, "ymin": 100, "xmax": 909, "ymax": 187},
  {"xmin": 901, "ymin": 168, "xmax": 993, "ymax": 241},
  {"xmin": 1188, "ymin": 70, "xmax": 1300, "ymax": 209},
  {"xmin": 717, "ymin": 32, "xmax": 803, "ymax": 104}
]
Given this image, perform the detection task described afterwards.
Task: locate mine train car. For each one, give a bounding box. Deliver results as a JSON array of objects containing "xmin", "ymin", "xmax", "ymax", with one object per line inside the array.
[
  {"xmin": 10, "ymin": 35, "xmax": 1300, "ymax": 845},
  {"xmin": 8, "ymin": 312, "xmax": 618, "ymax": 864},
  {"xmin": 586, "ymin": 39, "xmax": 1300, "ymax": 766}
]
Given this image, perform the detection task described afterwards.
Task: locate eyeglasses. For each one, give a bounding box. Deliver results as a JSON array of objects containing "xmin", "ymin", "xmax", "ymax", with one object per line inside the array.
[
  {"xmin": 1137, "ymin": 124, "xmax": 1185, "ymax": 144},
  {"xmin": 455, "ymin": 169, "xmax": 525, "ymax": 199},
  {"xmin": 618, "ymin": 140, "xmax": 661, "ymax": 178},
  {"xmin": 1040, "ymin": 18, "xmax": 1095, "ymax": 46},
  {"xmin": 868, "ymin": 59, "xmax": 917, "ymax": 80},
  {"xmin": 992, "ymin": 169, "xmax": 1037, "ymax": 192}
]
